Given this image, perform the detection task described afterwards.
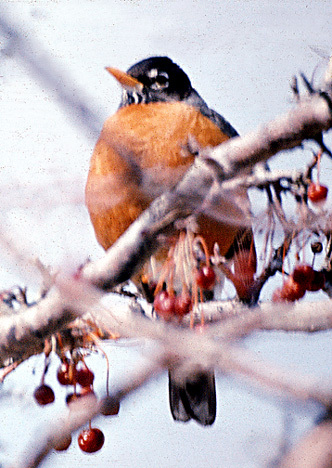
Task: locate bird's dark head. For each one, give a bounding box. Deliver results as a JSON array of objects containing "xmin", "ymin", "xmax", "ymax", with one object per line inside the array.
[{"xmin": 106, "ymin": 56, "xmax": 193, "ymax": 106}]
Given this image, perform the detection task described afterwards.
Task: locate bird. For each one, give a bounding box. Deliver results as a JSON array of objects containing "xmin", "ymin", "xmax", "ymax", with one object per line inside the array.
[{"xmin": 85, "ymin": 56, "xmax": 256, "ymax": 426}]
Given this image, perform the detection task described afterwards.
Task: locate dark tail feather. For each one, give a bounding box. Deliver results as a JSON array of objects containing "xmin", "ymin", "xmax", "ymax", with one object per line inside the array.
[{"xmin": 168, "ymin": 370, "xmax": 216, "ymax": 426}]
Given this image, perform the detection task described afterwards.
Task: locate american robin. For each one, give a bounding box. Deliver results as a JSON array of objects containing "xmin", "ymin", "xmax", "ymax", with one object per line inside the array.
[{"xmin": 85, "ymin": 56, "xmax": 256, "ymax": 425}]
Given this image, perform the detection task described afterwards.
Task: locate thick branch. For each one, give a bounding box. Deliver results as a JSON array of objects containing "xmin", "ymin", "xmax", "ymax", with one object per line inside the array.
[
  {"xmin": 206, "ymin": 94, "xmax": 332, "ymax": 176},
  {"xmin": 2, "ymin": 273, "xmax": 332, "ymax": 433},
  {"xmin": 198, "ymin": 299, "xmax": 332, "ymax": 336},
  {"xmin": 0, "ymin": 276, "xmax": 97, "ymax": 367}
]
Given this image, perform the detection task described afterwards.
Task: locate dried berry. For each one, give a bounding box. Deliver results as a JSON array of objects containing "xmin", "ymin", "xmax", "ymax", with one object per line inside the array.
[
  {"xmin": 34, "ymin": 384, "xmax": 55, "ymax": 406},
  {"xmin": 76, "ymin": 366, "xmax": 94, "ymax": 387},
  {"xmin": 174, "ymin": 291, "xmax": 192, "ymax": 316},
  {"xmin": 291, "ymin": 264, "xmax": 315, "ymax": 289}
]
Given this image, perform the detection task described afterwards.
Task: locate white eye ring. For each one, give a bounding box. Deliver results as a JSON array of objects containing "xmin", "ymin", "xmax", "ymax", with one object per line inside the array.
[
  {"xmin": 147, "ymin": 68, "xmax": 158, "ymax": 79},
  {"xmin": 158, "ymin": 71, "xmax": 169, "ymax": 80}
]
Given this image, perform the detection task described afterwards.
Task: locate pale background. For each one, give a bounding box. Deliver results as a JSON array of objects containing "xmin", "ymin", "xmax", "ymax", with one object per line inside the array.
[{"xmin": 0, "ymin": 1, "xmax": 332, "ymax": 467}]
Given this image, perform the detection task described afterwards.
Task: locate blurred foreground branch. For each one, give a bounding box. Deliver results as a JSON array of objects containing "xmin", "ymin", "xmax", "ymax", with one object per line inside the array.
[
  {"xmin": 0, "ymin": 9, "xmax": 102, "ymax": 139},
  {"xmin": 278, "ymin": 418, "xmax": 332, "ymax": 468}
]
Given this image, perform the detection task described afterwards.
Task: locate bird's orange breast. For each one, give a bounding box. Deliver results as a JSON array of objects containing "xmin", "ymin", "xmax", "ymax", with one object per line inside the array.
[{"xmin": 85, "ymin": 101, "xmax": 237, "ymax": 255}]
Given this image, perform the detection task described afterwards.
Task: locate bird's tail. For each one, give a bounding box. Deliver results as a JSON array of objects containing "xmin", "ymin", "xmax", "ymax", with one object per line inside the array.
[{"xmin": 168, "ymin": 369, "xmax": 216, "ymax": 426}]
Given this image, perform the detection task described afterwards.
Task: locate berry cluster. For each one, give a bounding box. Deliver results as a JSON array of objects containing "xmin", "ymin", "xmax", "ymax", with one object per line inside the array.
[
  {"xmin": 57, "ymin": 358, "xmax": 96, "ymax": 406},
  {"xmin": 153, "ymin": 289, "xmax": 190, "ymax": 319},
  {"xmin": 272, "ymin": 264, "xmax": 325, "ymax": 303},
  {"xmin": 148, "ymin": 232, "xmax": 218, "ymax": 322},
  {"xmin": 153, "ymin": 264, "xmax": 216, "ymax": 320},
  {"xmin": 271, "ymin": 150, "xmax": 329, "ymax": 304},
  {"xmin": 33, "ymin": 353, "xmax": 119, "ymax": 454}
]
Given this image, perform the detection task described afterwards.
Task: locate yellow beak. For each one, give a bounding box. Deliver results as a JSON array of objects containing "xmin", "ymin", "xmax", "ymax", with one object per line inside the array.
[{"xmin": 105, "ymin": 67, "xmax": 144, "ymax": 93}]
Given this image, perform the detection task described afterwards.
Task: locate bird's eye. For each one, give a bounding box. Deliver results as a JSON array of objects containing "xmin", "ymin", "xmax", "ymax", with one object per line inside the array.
[
  {"xmin": 157, "ymin": 73, "xmax": 168, "ymax": 85},
  {"xmin": 149, "ymin": 71, "xmax": 169, "ymax": 90}
]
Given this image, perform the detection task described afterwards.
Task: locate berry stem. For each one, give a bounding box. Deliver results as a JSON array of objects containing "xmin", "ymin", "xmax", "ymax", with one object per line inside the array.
[
  {"xmin": 199, "ymin": 288, "xmax": 205, "ymax": 326},
  {"xmin": 153, "ymin": 247, "xmax": 175, "ymax": 296},
  {"xmin": 194, "ymin": 236, "xmax": 211, "ymax": 266},
  {"xmin": 316, "ymin": 148, "xmax": 322, "ymax": 185},
  {"xmin": 88, "ymin": 332, "xmax": 110, "ymax": 395},
  {"xmin": 281, "ymin": 242, "xmax": 286, "ymax": 279},
  {"xmin": 178, "ymin": 231, "xmax": 191, "ymax": 292},
  {"xmin": 190, "ymin": 277, "xmax": 198, "ymax": 329},
  {"xmin": 188, "ymin": 234, "xmax": 199, "ymax": 328}
]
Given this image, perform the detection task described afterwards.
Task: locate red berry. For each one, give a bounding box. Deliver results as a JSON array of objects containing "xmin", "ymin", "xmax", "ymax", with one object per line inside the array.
[
  {"xmin": 76, "ymin": 366, "xmax": 94, "ymax": 387},
  {"xmin": 195, "ymin": 265, "xmax": 216, "ymax": 290},
  {"xmin": 78, "ymin": 427, "xmax": 105, "ymax": 453},
  {"xmin": 57, "ymin": 361, "xmax": 77, "ymax": 386},
  {"xmin": 306, "ymin": 270, "xmax": 325, "ymax": 292},
  {"xmin": 153, "ymin": 291, "xmax": 176, "ymax": 319},
  {"xmin": 101, "ymin": 396, "xmax": 120, "ymax": 416},
  {"xmin": 174, "ymin": 291, "xmax": 192, "ymax": 316},
  {"xmin": 272, "ymin": 277, "xmax": 306, "ymax": 302},
  {"xmin": 54, "ymin": 434, "xmax": 72, "ymax": 451},
  {"xmin": 308, "ymin": 183, "xmax": 328, "ymax": 203},
  {"xmin": 292, "ymin": 264, "xmax": 315, "ymax": 289},
  {"xmin": 282, "ymin": 277, "xmax": 306, "ymax": 301},
  {"xmin": 34, "ymin": 384, "xmax": 55, "ymax": 405}
]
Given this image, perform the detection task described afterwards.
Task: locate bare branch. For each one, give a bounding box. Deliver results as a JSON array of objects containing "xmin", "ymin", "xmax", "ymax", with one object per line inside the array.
[
  {"xmin": 0, "ymin": 277, "xmax": 90, "ymax": 366},
  {"xmin": 196, "ymin": 299, "xmax": 332, "ymax": 336},
  {"xmin": 58, "ymin": 281, "xmax": 332, "ymax": 406}
]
